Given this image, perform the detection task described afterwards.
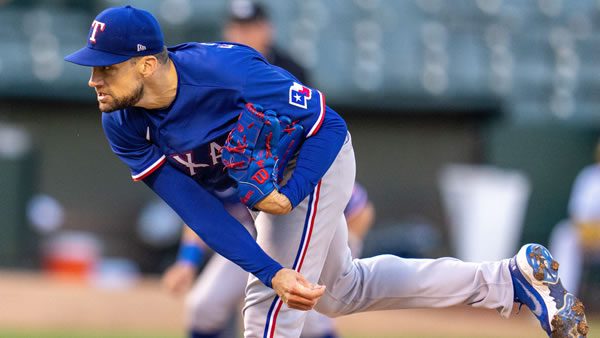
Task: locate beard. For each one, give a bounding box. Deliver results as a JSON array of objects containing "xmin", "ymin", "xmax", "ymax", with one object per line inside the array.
[{"xmin": 100, "ymin": 83, "xmax": 144, "ymax": 112}]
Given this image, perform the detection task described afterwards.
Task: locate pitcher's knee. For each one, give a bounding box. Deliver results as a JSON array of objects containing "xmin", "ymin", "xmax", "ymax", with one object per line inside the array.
[
  {"xmin": 315, "ymin": 261, "xmax": 369, "ymax": 317},
  {"xmin": 314, "ymin": 296, "xmax": 350, "ymax": 318}
]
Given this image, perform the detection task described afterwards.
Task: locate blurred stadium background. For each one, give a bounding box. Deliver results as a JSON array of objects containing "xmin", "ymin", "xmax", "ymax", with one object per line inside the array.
[{"xmin": 1, "ymin": 0, "xmax": 600, "ymax": 337}]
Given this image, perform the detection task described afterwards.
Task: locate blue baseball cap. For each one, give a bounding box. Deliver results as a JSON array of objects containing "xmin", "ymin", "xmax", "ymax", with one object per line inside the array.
[{"xmin": 65, "ymin": 5, "xmax": 164, "ymax": 67}]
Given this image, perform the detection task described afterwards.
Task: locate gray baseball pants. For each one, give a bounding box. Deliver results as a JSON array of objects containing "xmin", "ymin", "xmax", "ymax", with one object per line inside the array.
[{"xmin": 243, "ymin": 133, "xmax": 515, "ymax": 338}]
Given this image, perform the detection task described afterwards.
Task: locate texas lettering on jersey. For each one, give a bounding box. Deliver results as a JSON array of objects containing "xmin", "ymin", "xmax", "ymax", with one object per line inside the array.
[
  {"xmin": 167, "ymin": 137, "xmax": 231, "ymax": 191},
  {"xmin": 171, "ymin": 142, "xmax": 222, "ymax": 176}
]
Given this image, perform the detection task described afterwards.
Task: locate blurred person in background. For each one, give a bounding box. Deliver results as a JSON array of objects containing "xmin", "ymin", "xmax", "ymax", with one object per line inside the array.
[
  {"xmin": 549, "ymin": 139, "xmax": 600, "ymax": 296},
  {"xmin": 223, "ymin": 0, "xmax": 308, "ymax": 85},
  {"xmin": 162, "ymin": 183, "xmax": 375, "ymax": 338}
]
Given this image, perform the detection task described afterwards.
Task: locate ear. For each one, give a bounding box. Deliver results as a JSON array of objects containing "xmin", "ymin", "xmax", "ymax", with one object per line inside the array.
[{"xmin": 138, "ymin": 55, "xmax": 159, "ymax": 78}]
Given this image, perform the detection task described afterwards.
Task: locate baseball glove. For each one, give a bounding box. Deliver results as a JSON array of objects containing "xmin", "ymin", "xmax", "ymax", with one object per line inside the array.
[
  {"xmin": 222, "ymin": 103, "xmax": 302, "ymax": 209},
  {"xmin": 275, "ymin": 115, "xmax": 304, "ymax": 184}
]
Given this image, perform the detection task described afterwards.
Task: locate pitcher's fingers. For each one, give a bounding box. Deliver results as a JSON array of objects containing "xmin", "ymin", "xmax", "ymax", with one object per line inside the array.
[
  {"xmin": 286, "ymin": 302, "xmax": 313, "ymax": 311},
  {"xmin": 296, "ymin": 273, "xmax": 325, "ymax": 291},
  {"xmin": 286, "ymin": 293, "xmax": 317, "ymax": 308},
  {"xmin": 285, "ymin": 297, "xmax": 316, "ymax": 311},
  {"xmin": 292, "ymin": 283, "xmax": 326, "ymax": 300}
]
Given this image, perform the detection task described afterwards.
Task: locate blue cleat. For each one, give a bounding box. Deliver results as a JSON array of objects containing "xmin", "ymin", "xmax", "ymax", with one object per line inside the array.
[{"xmin": 510, "ymin": 244, "xmax": 588, "ymax": 337}]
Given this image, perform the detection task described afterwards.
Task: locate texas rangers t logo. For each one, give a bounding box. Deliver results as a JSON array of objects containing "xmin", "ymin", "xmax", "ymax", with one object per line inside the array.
[
  {"xmin": 289, "ymin": 82, "xmax": 312, "ymax": 109},
  {"xmin": 89, "ymin": 20, "xmax": 106, "ymax": 44}
]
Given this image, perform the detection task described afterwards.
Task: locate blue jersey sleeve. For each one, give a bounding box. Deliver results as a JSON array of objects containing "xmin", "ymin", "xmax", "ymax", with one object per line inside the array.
[
  {"xmin": 243, "ymin": 58, "xmax": 326, "ymax": 138},
  {"xmin": 242, "ymin": 58, "xmax": 348, "ymax": 207},
  {"xmin": 143, "ymin": 161, "xmax": 283, "ymax": 287},
  {"xmin": 102, "ymin": 111, "xmax": 166, "ymax": 181}
]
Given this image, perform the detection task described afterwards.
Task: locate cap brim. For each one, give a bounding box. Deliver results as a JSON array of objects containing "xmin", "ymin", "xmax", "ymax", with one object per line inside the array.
[{"xmin": 64, "ymin": 46, "xmax": 132, "ymax": 67}]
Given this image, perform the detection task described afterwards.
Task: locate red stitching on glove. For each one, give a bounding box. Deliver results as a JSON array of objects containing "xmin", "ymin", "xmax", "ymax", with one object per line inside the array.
[
  {"xmin": 223, "ymin": 160, "xmax": 246, "ymax": 169},
  {"xmin": 224, "ymin": 141, "xmax": 247, "ymax": 154},
  {"xmin": 265, "ymin": 132, "xmax": 273, "ymax": 158},
  {"xmin": 245, "ymin": 103, "xmax": 264, "ymax": 118}
]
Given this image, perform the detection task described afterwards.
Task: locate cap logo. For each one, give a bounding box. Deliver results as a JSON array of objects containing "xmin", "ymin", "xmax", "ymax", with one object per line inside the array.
[
  {"xmin": 137, "ymin": 44, "xmax": 147, "ymax": 52},
  {"xmin": 89, "ymin": 20, "xmax": 106, "ymax": 44}
]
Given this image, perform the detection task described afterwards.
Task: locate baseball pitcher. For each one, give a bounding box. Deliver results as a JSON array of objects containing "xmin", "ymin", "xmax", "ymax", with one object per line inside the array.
[{"xmin": 65, "ymin": 6, "xmax": 587, "ymax": 338}]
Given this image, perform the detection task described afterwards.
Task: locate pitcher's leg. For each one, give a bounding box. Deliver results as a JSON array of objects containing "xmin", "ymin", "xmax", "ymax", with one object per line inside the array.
[
  {"xmin": 242, "ymin": 192, "xmax": 334, "ymax": 338},
  {"xmin": 243, "ymin": 134, "xmax": 356, "ymax": 338},
  {"xmin": 242, "ymin": 191, "xmax": 350, "ymax": 337},
  {"xmin": 316, "ymin": 219, "xmax": 515, "ymax": 318}
]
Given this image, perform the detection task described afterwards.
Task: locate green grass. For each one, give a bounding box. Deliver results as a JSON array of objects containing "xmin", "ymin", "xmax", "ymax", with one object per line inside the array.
[{"xmin": 1, "ymin": 318, "xmax": 598, "ymax": 338}]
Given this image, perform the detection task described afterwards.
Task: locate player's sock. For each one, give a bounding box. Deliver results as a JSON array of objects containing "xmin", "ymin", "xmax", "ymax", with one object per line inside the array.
[{"xmin": 189, "ymin": 330, "xmax": 221, "ymax": 338}]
